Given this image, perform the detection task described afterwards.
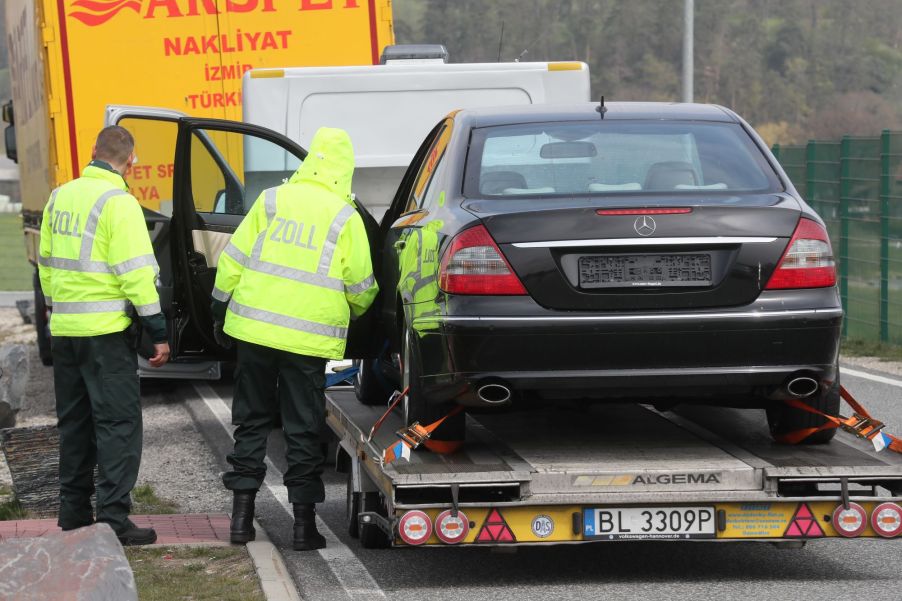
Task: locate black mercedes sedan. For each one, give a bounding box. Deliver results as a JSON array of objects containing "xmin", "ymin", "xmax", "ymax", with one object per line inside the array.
[{"xmin": 354, "ymin": 102, "xmax": 843, "ymax": 445}]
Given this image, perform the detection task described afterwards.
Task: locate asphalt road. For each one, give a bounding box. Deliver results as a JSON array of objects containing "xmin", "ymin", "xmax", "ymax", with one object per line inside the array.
[{"xmin": 184, "ymin": 364, "xmax": 902, "ymax": 601}]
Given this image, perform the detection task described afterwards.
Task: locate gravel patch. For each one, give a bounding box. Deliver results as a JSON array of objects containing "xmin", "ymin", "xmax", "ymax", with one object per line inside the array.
[
  {"xmin": 137, "ymin": 388, "xmax": 230, "ymax": 514},
  {"xmin": 0, "ymin": 307, "xmax": 35, "ymax": 346},
  {"xmin": 17, "ymin": 345, "xmax": 56, "ymax": 429},
  {"xmin": 841, "ymin": 354, "xmax": 902, "ymax": 378}
]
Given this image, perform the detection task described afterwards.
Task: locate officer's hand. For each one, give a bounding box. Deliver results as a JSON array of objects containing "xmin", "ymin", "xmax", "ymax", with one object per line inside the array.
[
  {"xmin": 149, "ymin": 342, "xmax": 171, "ymax": 368},
  {"xmin": 213, "ymin": 321, "xmax": 233, "ymax": 349}
]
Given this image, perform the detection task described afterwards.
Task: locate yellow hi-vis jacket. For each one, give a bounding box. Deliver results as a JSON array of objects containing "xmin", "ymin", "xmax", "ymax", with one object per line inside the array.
[
  {"xmin": 38, "ymin": 162, "xmax": 163, "ymax": 338},
  {"xmin": 212, "ymin": 127, "xmax": 378, "ymax": 359}
]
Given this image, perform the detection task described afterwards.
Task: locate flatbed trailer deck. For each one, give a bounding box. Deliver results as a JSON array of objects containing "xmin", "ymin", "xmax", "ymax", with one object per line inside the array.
[{"xmin": 327, "ymin": 388, "xmax": 902, "ymax": 547}]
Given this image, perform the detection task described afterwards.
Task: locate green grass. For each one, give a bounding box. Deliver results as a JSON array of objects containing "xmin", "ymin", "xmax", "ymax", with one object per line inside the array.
[
  {"xmin": 0, "ymin": 213, "xmax": 31, "ymax": 291},
  {"xmin": 0, "ymin": 497, "xmax": 29, "ymax": 520},
  {"xmin": 131, "ymin": 483, "xmax": 180, "ymax": 515},
  {"xmin": 842, "ymin": 338, "xmax": 902, "ymax": 362},
  {"xmin": 0, "ymin": 484, "xmax": 29, "ymax": 520},
  {"xmin": 125, "ymin": 546, "xmax": 265, "ymax": 601}
]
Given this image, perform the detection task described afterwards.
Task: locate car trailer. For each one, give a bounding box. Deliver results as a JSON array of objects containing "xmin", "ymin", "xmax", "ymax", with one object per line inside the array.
[{"xmin": 327, "ymin": 383, "xmax": 902, "ymax": 548}]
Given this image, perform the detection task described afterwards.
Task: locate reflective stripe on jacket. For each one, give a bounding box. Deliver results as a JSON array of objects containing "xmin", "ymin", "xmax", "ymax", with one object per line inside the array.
[
  {"xmin": 38, "ymin": 164, "xmax": 161, "ymax": 337},
  {"xmin": 212, "ymin": 127, "xmax": 378, "ymax": 359}
]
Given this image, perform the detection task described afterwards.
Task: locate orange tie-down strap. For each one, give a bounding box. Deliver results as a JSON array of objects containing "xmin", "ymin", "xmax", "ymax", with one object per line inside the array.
[
  {"xmin": 418, "ymin": 406, "xmax": 465, "ymax": 454},
  {"xmin": 393, "ymin": 405, "xmax": 465, "ymax": 453},
  {"xmin": 381, "ymin": 400, "xmax": 465, "ymax": 465},
  {"xmin": 777, "ymin": 385, "xmax": 902, "ymax": 453}
]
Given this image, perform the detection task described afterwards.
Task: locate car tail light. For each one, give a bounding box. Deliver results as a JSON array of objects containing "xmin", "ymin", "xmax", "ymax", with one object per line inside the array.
[
  {"xmin": 439, "ymin": 225, "xmax": 527, "ymax": 295},
  {"xmin": 765, "ymin": 218, "xmax": 836, "ymax": 289},
  {"xmin": 434, "ymin": 509, "xmax": 470, "ymax": 544},
  {"xmin": 398, "ymin": 510, "xmax": 433, "ymax": 545},
  {"xmin": 832, "ymin": 502, "xmax": 868, "ymax": 537},
  {"xmin": 870, "ymin": 502, "xmax": 902, "ymax": 538}
]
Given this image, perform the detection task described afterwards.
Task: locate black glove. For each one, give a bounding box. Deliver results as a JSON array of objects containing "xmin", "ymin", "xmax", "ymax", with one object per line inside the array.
[
  {"xmin": 211, "ymin": 299, "xmax": 228, "ymax": 322},
  {"xmin": 213, "ymin": 321, "xmax": 233, "ymax": 349}
]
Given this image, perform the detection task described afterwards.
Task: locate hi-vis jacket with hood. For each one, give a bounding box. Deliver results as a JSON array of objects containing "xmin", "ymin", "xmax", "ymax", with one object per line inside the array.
[
  {"xmin": 211, "ymin": 127, "xmax": 378, "ymax": 359},
  {"xmin": 38, "ymin": 161, "xmax": 165, "ymax": 340}
]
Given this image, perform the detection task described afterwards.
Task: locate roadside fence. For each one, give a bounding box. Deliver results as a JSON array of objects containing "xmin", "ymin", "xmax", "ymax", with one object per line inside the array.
[{"xmin": 773, "ymin": 130, "xmax": 902, "ymax": 346}]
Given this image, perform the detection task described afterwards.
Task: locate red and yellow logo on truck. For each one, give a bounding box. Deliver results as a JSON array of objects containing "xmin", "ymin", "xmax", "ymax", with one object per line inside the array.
[{"xmin": 68, "ymin": 0, "xmax": 365, "ymax": 26}]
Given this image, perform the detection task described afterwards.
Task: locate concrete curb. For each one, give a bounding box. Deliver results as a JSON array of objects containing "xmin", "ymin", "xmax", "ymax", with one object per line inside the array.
[
  {"xmin": 246, "ymin": 520, "xmax": 302, "ymax": 601},
  {"xmin": 0, "ymin": 291, "xmax": 30, "ymax": 308}
]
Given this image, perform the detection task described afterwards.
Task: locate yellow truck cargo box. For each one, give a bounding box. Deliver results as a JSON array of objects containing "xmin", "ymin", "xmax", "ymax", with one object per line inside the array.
[{"xmin": 6, "ymin": 0, "xmax": 394, "ymax": 241}]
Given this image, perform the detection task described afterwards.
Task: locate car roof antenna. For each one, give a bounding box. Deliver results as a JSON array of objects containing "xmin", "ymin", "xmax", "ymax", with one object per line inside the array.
[{"xmin": 596, "ymin": 95, "xmax": 608, "ymax": 119}]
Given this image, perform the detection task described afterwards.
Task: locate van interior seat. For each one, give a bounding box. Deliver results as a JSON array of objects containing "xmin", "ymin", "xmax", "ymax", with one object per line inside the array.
[
  {"xmin": 481, "ymin": 170, "xmax": 528, "ymax": 195},
  {"xmin": 644, "ymin": 161, "xmax": 698, "ymax": 190}
]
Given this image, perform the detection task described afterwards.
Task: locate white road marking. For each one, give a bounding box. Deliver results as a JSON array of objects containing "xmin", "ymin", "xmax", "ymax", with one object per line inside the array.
[
  {"xmin": 193, "ymin": 382, "xmax": 386, "ymax": 600},
  {"xmin": 841, "ymin": 366, "xmax": 902, "ymax": 388}
]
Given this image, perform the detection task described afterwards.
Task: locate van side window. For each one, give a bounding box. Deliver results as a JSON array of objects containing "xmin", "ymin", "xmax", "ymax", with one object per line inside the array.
[{"xmin": 403, "ymin": 120, "xmax": 452, "ymax": 214}]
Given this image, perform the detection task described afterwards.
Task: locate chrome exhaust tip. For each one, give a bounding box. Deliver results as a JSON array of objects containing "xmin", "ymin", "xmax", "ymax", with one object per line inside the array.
[
  {"xmin": 786, "ymin": 377, "xmax": 819, "ymax": 398},
  {"xmin": 477, "ymin": 383, "xmax": 512, "ymax": 405}
]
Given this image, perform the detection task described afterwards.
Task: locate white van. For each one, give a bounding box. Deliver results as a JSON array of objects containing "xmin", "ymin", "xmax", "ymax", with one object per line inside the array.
[{"xmin": 242, "ymin": 59, "xmax": 590, "ymax": 219}]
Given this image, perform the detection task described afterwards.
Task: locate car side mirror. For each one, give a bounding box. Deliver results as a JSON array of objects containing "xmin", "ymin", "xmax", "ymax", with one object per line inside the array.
[
  {"xmin": 5, "ymin": 124, "xmax": 16, "ymax": 163},
  {"xmin": 3, "ymin": 101, "xmax": 16, "ymax": 163}
]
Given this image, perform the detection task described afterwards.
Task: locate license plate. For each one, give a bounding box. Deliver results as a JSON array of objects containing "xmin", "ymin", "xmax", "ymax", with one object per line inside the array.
[
  {"xmin": 584, "ymin": 506, "xmax": 717, "ymax": 540},
  {"xmin": 578, "ymin": 254, "xmax": 712, "ymax": 288}
]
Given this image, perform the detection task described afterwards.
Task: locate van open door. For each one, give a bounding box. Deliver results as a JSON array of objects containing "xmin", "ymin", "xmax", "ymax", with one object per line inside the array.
[{"xmin": 106, "ymin": 105, "xmax": 381, "ymax": 371}]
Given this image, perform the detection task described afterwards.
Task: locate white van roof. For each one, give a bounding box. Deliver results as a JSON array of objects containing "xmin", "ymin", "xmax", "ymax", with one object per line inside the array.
[{"xmin": 243, "ymin": 62, "xmax": 590, "ymax": 169}]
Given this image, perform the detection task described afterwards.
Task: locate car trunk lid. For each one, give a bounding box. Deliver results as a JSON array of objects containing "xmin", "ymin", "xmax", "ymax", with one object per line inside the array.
[{"xmin": 463, "ymin": 194, "xmax": 802, "ymax": 311}]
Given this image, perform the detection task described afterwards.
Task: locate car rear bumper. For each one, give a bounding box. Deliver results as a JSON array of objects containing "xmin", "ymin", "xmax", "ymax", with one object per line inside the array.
[{"xmin": 410, "ymin": 288, "xmax": 842, "ymax": 406}]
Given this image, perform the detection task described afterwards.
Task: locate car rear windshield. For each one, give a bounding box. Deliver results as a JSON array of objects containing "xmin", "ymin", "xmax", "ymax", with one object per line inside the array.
[{"xmin": 465, "ymin": 120, "xmax": 781, "ymax": 198}]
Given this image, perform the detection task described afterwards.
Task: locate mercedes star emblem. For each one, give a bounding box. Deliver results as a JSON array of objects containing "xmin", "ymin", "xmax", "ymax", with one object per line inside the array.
[{"xmin": 634, "ymin": 215, "xmax": 657, "ymax": 236}]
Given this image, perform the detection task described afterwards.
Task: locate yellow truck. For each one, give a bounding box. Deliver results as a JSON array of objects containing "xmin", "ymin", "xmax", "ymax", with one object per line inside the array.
[{"xmin": 3, "ymin": 0, "xmax": 394, "ymax": 365}]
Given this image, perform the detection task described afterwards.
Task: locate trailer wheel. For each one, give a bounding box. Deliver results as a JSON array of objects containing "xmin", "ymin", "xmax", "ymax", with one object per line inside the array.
[
  {"xmin": 403, "ymin": 324, "xmax": 465, "ymax": 443},
  {"xmin": 358, "ymin": 491, "xmax": 390, "ymax": 549},
  {"xmin": 33, "ymin": 270, "xmax": 52, "ymax": 366},
  {"xmin": 767, "ymin": 376, "xmax": 841, "ymax": 444}
]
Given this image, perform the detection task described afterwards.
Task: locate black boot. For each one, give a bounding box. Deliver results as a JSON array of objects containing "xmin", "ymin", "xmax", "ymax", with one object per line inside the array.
[
  {"xmin": 292, "ymin": 503, "xmax": 326, "ymax": 551},
  {"xmin": 230, "ymin": 491, "xmax": 257, "ymax": 544},
  {"xmin": 115, "ymin": 519, "xmax": 158, "ymax": 546}
]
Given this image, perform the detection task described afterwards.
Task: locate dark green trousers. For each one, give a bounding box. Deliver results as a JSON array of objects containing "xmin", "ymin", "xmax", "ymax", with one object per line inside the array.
[
  {"xmin": 222, "ymin": 341, "xmax": 327, "ymax": 504},
  {"xmin": 53, "ymin": 331, "xmax": 140, "ymax": 532}
]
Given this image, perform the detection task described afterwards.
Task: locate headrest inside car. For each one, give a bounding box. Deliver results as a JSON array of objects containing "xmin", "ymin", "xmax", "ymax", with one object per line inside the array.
[
  {"xmin": 481, "ymin": 171, "xmax": 528, "ymax": 195},
  {"xmin": 644, "ymin": 161, "xmax": 699, "ymax": 190}
]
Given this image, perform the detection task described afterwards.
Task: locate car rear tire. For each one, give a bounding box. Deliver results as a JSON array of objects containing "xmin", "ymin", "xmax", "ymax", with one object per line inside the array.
[
  {"xmin": 353, "ymin": 358, "xmax": 391, "ymax": 406},
  {"xmin": 403, "ymin": 324, "xmax": 465, "ymax": 443},
  {"xmin": 766, "ymin": 377, "xmax": 841, "ymax": 444},
  {"xmin": 33, "ymin": 270, "xmax": 53, "ymax": 366}
]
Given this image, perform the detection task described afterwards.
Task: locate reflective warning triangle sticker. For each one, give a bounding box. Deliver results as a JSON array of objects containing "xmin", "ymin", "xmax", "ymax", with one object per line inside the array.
[
  {"xmin": 475, "ymin": 509, "xmax": 517, "ymax": 543},
  {"xmin": 783, "ymin": 503, "xmax": 825, "ymax": 538}
]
